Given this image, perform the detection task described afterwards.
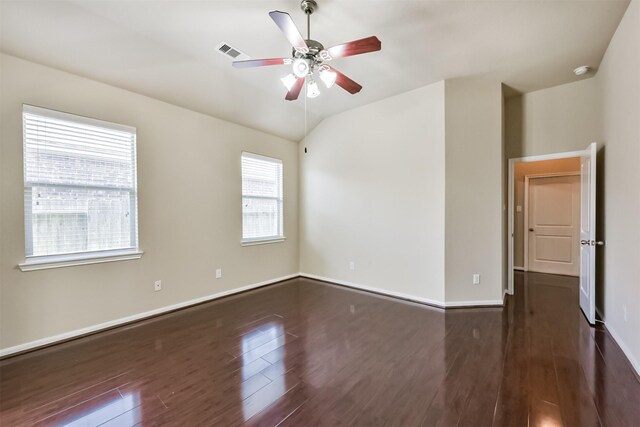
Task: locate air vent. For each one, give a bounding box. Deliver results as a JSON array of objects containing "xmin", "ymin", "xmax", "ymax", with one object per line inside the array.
[{"xmin": 216, "ymin": 42, "xmax": 250, "ymax": 61}]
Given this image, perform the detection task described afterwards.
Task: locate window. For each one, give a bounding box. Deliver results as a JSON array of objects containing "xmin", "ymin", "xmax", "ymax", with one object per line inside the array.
[
  {"xmin": 21, "ymin": 105, "xmax": 140, "ymax": 269},
  {"xmin": 241, "ymin": 152, "xmax": 284, "ymax": 244}
]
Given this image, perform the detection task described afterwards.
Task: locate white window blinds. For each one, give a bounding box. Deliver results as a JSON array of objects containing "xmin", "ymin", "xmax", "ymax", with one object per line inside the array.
[
  {"xmin": 23, "ymin": 105, "xmax": 139, "ymax": 258},
  {"xmin": 241, "ymin": 152, "xmax": 284, "ymax": 242}
]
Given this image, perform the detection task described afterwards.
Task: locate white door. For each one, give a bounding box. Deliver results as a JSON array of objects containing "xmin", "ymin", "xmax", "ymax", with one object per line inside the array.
[
  {"xmin": 527, "ymin": 175, "xmax": 581, "ymax": 276},
  {"xmin": 580, "ymin": 143, "xmax": 597, "ymax": 325}
]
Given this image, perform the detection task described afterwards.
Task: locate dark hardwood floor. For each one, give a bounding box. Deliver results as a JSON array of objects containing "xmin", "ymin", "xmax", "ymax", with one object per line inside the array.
[{"xmin": 1, "ymin": 272, "xmax": 639, "ymax": 426}]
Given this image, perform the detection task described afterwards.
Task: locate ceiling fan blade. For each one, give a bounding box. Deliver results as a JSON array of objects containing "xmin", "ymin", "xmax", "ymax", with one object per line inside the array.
[
  {"xmin": 285, "ymin": 77, "xmax": 305, "ymax": 101},
  {"xmin": 323, "ymin": 36, "xmax": 381, "ymax": 61},
  {"xmin": 232, "ymin": 58, "xmax": 290, "ymax": 68},
  {"xmin": 269, "ymin": 11, "xmax": 309, "ymax": 53},
  {"xmin": 327, "ymin": 66, "xmax": 363, "ymax": 94}
]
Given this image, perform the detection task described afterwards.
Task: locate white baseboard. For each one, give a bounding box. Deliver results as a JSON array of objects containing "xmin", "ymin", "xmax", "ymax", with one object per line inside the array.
[
  {"xmin": 513, "ymin": 266, "xmax": 525, "ymax": 271},
  {"xmin": 444, "ymin": 299, "xmax": 505, "ymax": 307},
  {"xmin": 300, "ymin": 272, "xmax": 446, "ymax": 307},
  {"xmin": 0, "ymin": 273, "xmax": 299, "ymax": 358},
  {"xmin": 300, "ymin": 273, "xmax": 504, "ymax": 308},
  {"xmin": 602, "ymin": 322, "xmax": 640, "ymax": 377},
  {"xmin": 594, "ymin": 310, "xmax": 640, "ymax": 377}
]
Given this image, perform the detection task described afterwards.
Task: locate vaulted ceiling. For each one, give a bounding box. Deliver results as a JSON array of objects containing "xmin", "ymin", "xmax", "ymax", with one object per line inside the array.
[{"xmin": 0, "ymin": 0, "xmax": 630, "ymax": 141}]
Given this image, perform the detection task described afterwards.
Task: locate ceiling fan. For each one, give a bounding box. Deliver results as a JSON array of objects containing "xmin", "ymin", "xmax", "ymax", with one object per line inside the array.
[{"xmin": 232, "ymin": 0, "xmax": 381, "ymax": 101}]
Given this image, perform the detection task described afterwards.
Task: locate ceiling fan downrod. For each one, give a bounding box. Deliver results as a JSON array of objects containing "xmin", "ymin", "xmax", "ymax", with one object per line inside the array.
[{"xmin": 300, "ymin": 0, "xmax": 318, "ymax": 40}]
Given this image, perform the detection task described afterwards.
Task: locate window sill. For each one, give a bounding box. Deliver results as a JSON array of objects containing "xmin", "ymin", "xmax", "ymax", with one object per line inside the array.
[
  {"xmin": 241, "ymin": 237, "xmax": 286, "ymax": 246},
  {"xmin": 18, "ymin": 249, "xmax": 144, "ymax": 272}
]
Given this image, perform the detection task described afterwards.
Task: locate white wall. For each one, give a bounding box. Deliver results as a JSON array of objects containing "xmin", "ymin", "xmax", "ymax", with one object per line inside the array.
[
  {"xmin": 299, "ymin": 78, "xmax": 505, "ymax": 307},
  {"xmin": 595, "ymin": 0, "xmax": 640, "ymax": 374},
  {"xmin": 444, "ymin": 77, "xmax": 504, "ymax": 303},
  {"xmin": 505, "ymin": 77, "xmax": 602, "ymax": 158},
  {"xmin": 299, "ymin": 82, "xmax": 446, "ymax": 304},
  {"xmin": 0, "ymin": 54, "xmax": 299, "ymax": 352}
]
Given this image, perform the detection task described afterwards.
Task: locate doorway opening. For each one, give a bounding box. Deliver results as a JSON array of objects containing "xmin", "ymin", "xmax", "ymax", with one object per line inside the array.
[{"xmin": 507, "ymin": 144, "xmax": 598, "ymax": 324}]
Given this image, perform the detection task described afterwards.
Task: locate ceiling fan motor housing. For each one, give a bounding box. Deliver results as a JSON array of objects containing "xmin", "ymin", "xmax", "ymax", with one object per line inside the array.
[{"xmin": 293, "ymin": 39, "xmax": 325, "ymax": 60}]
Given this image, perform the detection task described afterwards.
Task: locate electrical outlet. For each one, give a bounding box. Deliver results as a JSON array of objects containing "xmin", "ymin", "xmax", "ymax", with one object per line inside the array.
[
  {"xmin": 216, "ymin": 268, "xmax": 222, "ymax": 279},
  {"xmin": 154, "ymin": 280, "xmax": 162, "ymax": 291},
  {"xmin": 623, "ymin": 305, "xmax": 628, "ymax": 322},
  {"xmin": 349, "ymin": 261, "xmax": 355, "ymax": 271},
  {"xmin": 473, "ymin": 274, "xmax": 480, "ymax": 285}
]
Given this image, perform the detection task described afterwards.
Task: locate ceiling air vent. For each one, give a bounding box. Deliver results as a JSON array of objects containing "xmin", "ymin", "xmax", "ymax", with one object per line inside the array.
[
  {"xmin": 216, "ymin": 42, "xmax": 250, "ymax": 61},
  {"xmin": 227, "ymin": 49, "xmax": 241, "ymax": 59}
]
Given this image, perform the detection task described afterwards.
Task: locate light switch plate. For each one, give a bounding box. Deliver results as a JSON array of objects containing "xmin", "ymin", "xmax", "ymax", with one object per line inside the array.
[{"xmin": 516, "ymin": 205, "xmax": 522, "ymax": 213}]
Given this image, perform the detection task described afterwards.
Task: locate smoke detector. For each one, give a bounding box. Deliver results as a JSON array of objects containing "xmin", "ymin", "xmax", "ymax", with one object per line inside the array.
[{"xmin": 573, "ymin": 65, "xmax": 591, "ymax": 76}]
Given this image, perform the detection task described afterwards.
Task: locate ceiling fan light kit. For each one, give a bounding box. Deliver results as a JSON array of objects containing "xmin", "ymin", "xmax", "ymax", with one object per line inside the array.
[
  {"xmin": 319, "ymin": 65, "xmax": 337, "ymax": 88},
  {"xmin": 280, "ymin": 73, "xmax": 298, "ymax": 91},
  {"xmin": 293, "ymin": 58, "xmax": 311, "ymax": 78},
  {"xmin": 307, "ymin": 80, "xmax": 321, "ymax": 98},
  {"xmin": 231, "ymin": 0, "xmax": 381, "ymax": 101}
]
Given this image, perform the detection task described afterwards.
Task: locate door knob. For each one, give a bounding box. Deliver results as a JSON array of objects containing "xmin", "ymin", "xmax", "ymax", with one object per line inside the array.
[
  {"xmin": 594, "ymin": 240, "xmax": 605, "ymax": 246},
  {"xmin": 529, "ymin": 228, "xmax": 534, "ymax": 232},
  {"xmin": 580, "ymin": 240, "xmax": 590, "ymax": 245}
]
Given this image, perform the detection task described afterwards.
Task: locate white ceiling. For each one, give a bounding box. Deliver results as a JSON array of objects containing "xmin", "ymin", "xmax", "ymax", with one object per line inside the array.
[{"xmin": 0, "ymin": 0, "xmax": 630, "ymax": 141}]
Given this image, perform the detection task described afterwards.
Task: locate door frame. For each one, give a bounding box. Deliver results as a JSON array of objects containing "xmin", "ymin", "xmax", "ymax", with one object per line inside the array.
[
  {"xmin": 507, "ymin": 148, "xmax": 591, "ymax": 295},
  {"xmin": 523, "ymin": 172, "xmax": 580, "ymax": 272}
]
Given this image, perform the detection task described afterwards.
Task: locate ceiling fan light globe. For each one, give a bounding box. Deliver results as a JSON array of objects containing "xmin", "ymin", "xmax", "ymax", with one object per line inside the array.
[
  {"xmin": 320, "ymin": 70, "xmax": 337, "ymax": 88},
  {"xmin": 307, "ymin": 80, "xmax": 321, "ymax": 98},
  {"xmin": 293, "ymin": 58, "xmax": 310, "ymax": 78},
  {"xmin": 281, "ymin": 73, "xmax": 298, "ymax": 91}
]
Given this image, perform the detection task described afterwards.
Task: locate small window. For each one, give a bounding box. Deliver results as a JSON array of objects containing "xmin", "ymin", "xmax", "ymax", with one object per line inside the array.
[
  {"xmin": 241, "ymin": 152, "xmax": 284, "ymax": 244},
  {"xmin": 22, "ymin": 105, "xmax": 139, "ymax": 262}
]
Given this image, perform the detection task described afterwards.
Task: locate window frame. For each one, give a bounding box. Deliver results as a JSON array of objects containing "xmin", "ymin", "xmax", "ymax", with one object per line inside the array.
[
  {"xmin": 240, "ymin": 151, "xmax": 285, "ymax": 245},
  {"xmin": 19, "ymin": 105, "xmax": 142, "ymax": 271}
]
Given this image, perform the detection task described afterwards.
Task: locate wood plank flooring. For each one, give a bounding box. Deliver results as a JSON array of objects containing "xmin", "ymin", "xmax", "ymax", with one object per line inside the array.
[{"xmin": 1, "ymin": 272, "xmax": 639, "ymax": 426}]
